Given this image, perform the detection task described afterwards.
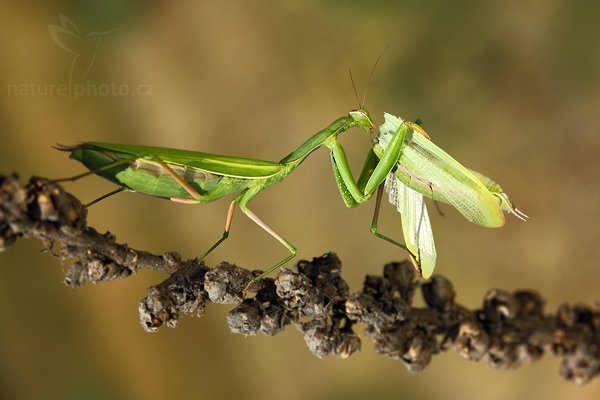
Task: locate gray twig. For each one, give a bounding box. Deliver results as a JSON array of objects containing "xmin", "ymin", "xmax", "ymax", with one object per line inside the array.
[{"xmin": 1, "ymin": 174, "xmax": 599, "ymax": 385}]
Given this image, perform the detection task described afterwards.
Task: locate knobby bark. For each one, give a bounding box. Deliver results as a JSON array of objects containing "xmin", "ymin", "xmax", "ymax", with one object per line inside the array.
[{"xmin": 1, "ymin": 174, "xmax": 598, "ymax": 385}]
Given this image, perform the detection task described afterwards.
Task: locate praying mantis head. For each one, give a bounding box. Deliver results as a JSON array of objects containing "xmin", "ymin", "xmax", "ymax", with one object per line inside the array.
[{"xmin": 349, "ymin": 109, "xmax": 375, "ymax": 133}]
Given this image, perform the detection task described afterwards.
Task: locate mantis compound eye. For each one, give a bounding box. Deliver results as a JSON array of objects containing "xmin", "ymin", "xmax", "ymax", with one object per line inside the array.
[{"xmin": 349, "ymin": 109, "xmax": 375, "ymax": 133}]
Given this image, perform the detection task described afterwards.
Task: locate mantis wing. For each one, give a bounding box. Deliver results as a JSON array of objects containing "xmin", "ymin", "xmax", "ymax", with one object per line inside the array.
[
  {"xmin": 384, "ymin": 174, "xmax": 436, "ymax": 278},
  {"xmin": 379, "ymin": 113, "xmax": 505, "ymax": 228},
  {"xmin": 79, "ymin": 142, "xmax": 284, "ymax": 178}
]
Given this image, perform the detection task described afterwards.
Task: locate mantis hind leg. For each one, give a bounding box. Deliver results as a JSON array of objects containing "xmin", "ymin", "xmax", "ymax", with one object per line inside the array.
[
  {"xmin": 85, "ymin": 187, "xmax": 126, "ymax": 207},
  {"xmin": 53, "ymin": 155, "xmax": 133, "ymax": 206},
  {"xmin": 53, "ymin": 155, "xmax": 135, "ymax": 183},
  {"xmin": 198, "ymin": 187, "xmax": 296, "ymax": 287},
  {"xmin": 53, "ymin": 170, "xmax": 97, "ymax": 182},
  {"xmin": 198, "ymin": 198, "xmax": 239, "ymax": 261},
  {"xmin": 151, "ymin": 158, "xmax": 239, "ymax": 262},
  {"xmin": 152, "ymin": 159, "xmax": 202, "ymax": 201},
  {"xmin": 238, "ymin": 200, "xmax": 297, "ymax": 286}
]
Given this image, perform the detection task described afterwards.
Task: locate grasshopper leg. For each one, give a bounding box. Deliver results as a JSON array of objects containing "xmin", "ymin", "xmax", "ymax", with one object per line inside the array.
[
  {"xmin": 429, "ymin": 183, "xmax": 445, "ymax": 217},
  {"xmin": 370, "ymin": 185, "xmax": 410, "ymax": 252},
  {"xmin": 370, "ymin": 185, "xmax": 423, "ymax": 276}
]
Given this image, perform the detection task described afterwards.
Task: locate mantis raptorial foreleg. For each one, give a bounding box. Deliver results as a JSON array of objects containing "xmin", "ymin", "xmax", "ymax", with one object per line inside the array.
[
  {"xmin": 363, "ymin": 123, "xmax": 409, "ymax": 195},
  {"xmin": 327, "ymin": 123, "xmax": 417, "ymax": 258},
  {"xmin": 330, "ymin": 151, "xmax": 359, "ymax": 208},
  {"xmin": 356, "ymin": 149, "xmax": 379, "ymax": 193},
  {"xmin": 327, "ymin": 121, "xmax": 410, "ymax": 205},
  {"xmin": 328, "ymin": 139, "xmax": 370, "ymax": 204}
]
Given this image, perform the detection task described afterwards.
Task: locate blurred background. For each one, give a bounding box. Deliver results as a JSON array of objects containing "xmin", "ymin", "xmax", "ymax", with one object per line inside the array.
[{"xmin": 1, "ymin": 0, "xmax": 599, "ymax": 399}]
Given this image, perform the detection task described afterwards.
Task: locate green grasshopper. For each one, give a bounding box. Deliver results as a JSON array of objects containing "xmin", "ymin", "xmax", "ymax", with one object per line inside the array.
[
  {"xmin": 57, "ymin": 104, "xmax": 526, "ymax": 282},
  {"xmin": 375, "ymin": 113, "xmax": 527, "ymax": 226},
  {"xmin": 373, "ymin": 113, "xmax": 527, "ymax": 277}
]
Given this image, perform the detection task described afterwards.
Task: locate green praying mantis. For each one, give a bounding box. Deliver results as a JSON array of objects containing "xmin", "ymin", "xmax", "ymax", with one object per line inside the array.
[{"xmin": 56, "ymin": 84, "xmax": 526, "ymax": 283}]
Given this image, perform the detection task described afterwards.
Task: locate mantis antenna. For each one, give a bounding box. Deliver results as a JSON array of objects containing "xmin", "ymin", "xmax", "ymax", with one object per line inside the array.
[
  {"xmin": 348, "ymin": 47, "xmax": 390, "ymax": 109},
  {"xmin": 362, "ymin": 47, "xmax": 389, "ymax": 108},
  {"xmin": 349, "ymin": 67, "xmax": 362, "ymax": 109}
]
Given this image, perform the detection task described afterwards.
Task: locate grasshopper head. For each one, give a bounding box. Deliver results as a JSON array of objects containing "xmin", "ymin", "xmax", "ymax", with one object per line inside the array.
[{"xmin": 349, "ymin": 109, "xmax": 375, "ymax": 133}]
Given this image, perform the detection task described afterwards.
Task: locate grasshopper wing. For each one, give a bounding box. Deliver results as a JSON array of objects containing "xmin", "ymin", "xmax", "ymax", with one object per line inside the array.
[
  {"xmin": 384, "ymin": 173, "xmax": 437, "ymax": 278},
  {"xmin": 380, "ymin": 113, "xmax": 505, "ymax": 228}
]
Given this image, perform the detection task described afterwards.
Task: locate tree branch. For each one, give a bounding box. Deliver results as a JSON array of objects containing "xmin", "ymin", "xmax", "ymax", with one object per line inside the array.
[{"xmin": 1, "ymin": 174, "xmax": 598, "ymax": 385}]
